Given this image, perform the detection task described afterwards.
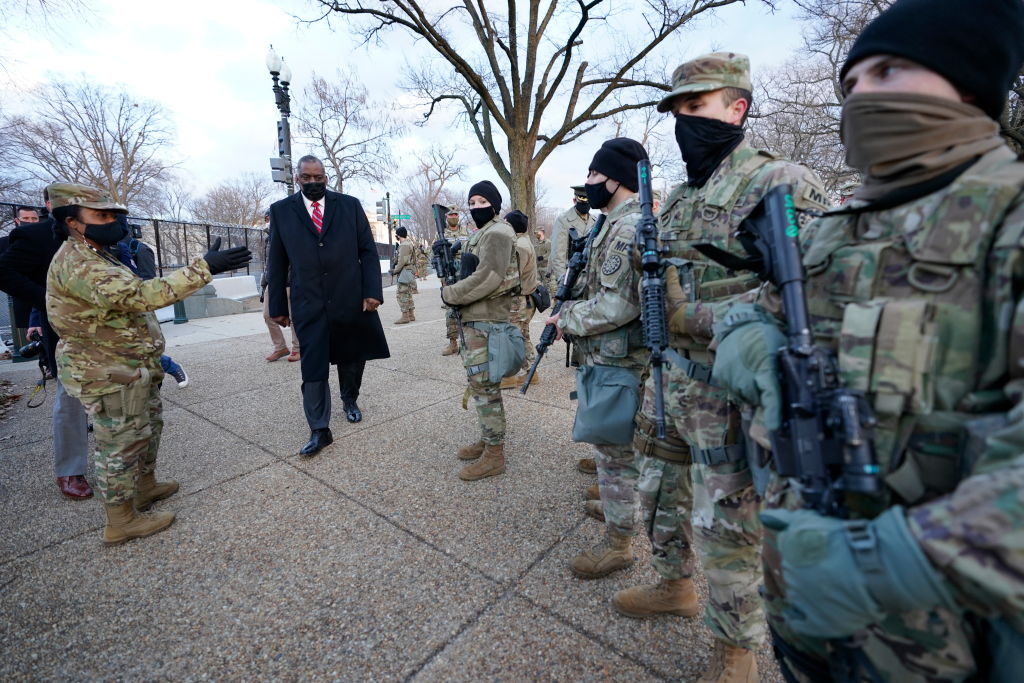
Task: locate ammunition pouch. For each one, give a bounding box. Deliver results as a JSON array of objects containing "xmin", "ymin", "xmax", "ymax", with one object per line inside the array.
[
  {"xmin": 464, "ymin": 321, "xmax": 525, "ymax": 382},
  {"xmin": 397, "ymin": 268, "xmax": 416, "ymax": 285},
  {"xmin": 633, "ymin": 410, "xmax": 691, "ymax": 464},
  {"xmin": 570, "ymin": 364, "xmax": 640, "ymax": 445},
  {"xmin": 96, "ymin": 366, "xmax": 151, "ymax": 419}
]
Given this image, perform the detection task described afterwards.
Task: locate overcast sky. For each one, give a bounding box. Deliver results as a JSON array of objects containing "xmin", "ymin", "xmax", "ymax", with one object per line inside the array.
[{"xmin": 1, "ymin": 0, "xmax": 805, "ymax": 211}]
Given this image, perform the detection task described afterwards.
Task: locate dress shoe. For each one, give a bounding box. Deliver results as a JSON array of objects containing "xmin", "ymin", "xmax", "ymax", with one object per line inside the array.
[
  {"xmin": 265, "ymin": 348, "xmax": 289, "ymax": 362},
  {"xmin": 287, "ymin": 351, "xmax": 301, "ymax": 362},
  {"xmin": 57, "ymin": 475, "xmax": 93, "ymax": 500},
  {"xmin": 344, "ymin": 402, "xmax": 362, "ymax": 423},
  {"xmin": 300, "ymin": 428, "xmax": 333, "ymax": 456}
]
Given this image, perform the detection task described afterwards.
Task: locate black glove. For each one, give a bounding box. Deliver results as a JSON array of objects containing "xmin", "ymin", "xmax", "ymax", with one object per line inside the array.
[
  {"xmin": 431, "ymin": 239, "xmax": 448, "ymax": 258},
  {"xmin": 459, "ymin": 252, "xmax": 479, "ymax": 280},
  {"xmin": 203, "ymin": 237, "xmax": 252, "ymax": 275}
]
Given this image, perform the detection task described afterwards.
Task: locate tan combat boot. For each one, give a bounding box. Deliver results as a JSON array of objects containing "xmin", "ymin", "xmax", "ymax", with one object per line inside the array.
[
  {"xmin": 134, "ymin": 471, "xmax": 180, "ymax": 510},
  {"xmin": 102, "ymin": 501, "xmax": 175, "ymax": 546},
  {"xmin": 612, "ymin": 577, "xmax": 701, "ymax": 618},
  {"xmin": 584, "ymin": 499, "xmax": 605, "ymax": 522},
  {"xmin": 441, "ymin": 339, "xmax": 459, "ymax": 356},
  {"xmin": 409, "ymin": 312, "xmax": 416, "ymax": 321},
  {"xmin": 569, "ymin": 528, "xmax": 634, "ymax": 579},
  {"xmin": 697, "ymin": 640, "xmax": 758, "ymax": 683},
  {"xmin": 584, "ymin": 483, "xmax": 600, "ymax": 500},
  {"xmin": 459, "ymin": 444, "xmax": 505, "ymax": 481},
  {"xmin": 499, "ymin": 375, "xmax": 519, "ymax": 390},
  {"xmin": 577, "ymin": 457, "xmax": 597, "ymax": 474},
  {"xmin": 457, "ymin": 440, "xmax": 485, "ymax": 461},
  {"xmin": 394, "ymin": 312, "xmax": 412, "ymax": 325}
]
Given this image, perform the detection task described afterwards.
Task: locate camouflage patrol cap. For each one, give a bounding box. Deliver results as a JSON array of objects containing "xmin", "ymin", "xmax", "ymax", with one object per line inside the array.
[
  {"xmin": 447, "ymin": 206, "xmax": 459, "ymax": 214},
  {"xmin": 656, "ymin": 52, "xmax": 752, "ymax": 113},
  {"xmin": 46, "ymin": 182, "xmax": 128, "ymax": 214}
]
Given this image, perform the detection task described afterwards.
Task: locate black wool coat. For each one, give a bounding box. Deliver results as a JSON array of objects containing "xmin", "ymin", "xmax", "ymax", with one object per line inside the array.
[{"xmin": 267, "ymin": 190, "xmax": 390, "ymax": 382}]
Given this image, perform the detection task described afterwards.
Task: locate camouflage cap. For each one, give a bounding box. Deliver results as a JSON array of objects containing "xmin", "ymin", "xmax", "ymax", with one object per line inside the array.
[
  {"xmin": 46, "ymin": 182, "xmax": 128, "ymax": 214},
  {"xmin": 571, "ymin": 184, "xmax": 587, "ymax": 200},
  {"xmin": 656, "ymin": 52, "xmax": 752, "ymax": 113},
  {"xmin": 447, "ymin": 206, "xmax": 460, "ymax": 214}
]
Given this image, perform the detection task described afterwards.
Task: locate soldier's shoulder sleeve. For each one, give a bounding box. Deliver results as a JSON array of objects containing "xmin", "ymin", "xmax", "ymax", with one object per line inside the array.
[{"xmin": 760, "ymin": 159, "xmax": 831, "ymax": 212}]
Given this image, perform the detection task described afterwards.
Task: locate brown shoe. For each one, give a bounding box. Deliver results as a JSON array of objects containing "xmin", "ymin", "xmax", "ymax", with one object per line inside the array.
[
  {"xmin": 287, "ymin": 351, "xmax": 301, "ymax": 362},
  {"xmin": 265, "ymin": 348, "xmax": 289, "ymax": 362},
  {"xmin": 459, "ymin": 444, "xmax": 505, "ymax": 481},
  {"xmin": 394, "ymin": 312, "xmax": 412, "ymax": 325},
  {"xmin": 102, "ymin": 501, "xmax": 175, "ymax": 546},
  {"xmin": 57, "ymin": 475, "xmax": 93, "ymax": 500},
  {"xmin": 569, "ymin": 528, "xmax": 634, "ymax": 579},
  {"xmin": 612, "ymin": 577, "xmax": 701, "ymax": 618},
  {"xmin": 499, "ymin": 375, "xmax": 519, "ymax": 390},
  {"xmin": 457, "ymin": 440, "xmax": 485, "ymax": 461},
  {"xmin": 584, "ymin": 483, "xmax": 600, "ymax": 500},
  {"xmin": 577, "ymin": 457, "xmax": 597, "ymax": 474},
  {"xmin": 134, "ymin": 471, "xmax": 180, "ymax": 510},
  {"xmin": 584, "ymin": 500, "xmax": 605, "ymax": 522},
  {"xmin": 697, "ymin": 641, "xmax": 758, "ymax": 683},
  {"xmin": 441, "ymin": 339, "xmax": 459, "ymax": 356}
]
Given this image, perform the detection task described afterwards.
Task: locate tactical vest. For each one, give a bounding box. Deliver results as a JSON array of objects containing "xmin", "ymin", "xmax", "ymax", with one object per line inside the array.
[
  {"xmin": 801, "ymin": 150, "xmax": 1024, "ymax": 506},
  {"xmin": 660, "ymin": 146, "xmax": 777, "ymax": 351},
  {"xmin": 466, "ymin": 218, "xmax": 520, "ymax": 300}
]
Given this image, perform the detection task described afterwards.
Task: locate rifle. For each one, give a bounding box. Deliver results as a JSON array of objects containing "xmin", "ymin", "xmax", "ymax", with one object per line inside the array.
[
  {"xmin": 692, "ymin": 185, "xmax": 880, "ymax": 517},
  {"xmin": 636, "ymin": 159, "xmax": 669, "ymax": 439},
  {"xmin": 519, "ymin": 213, "xmax": 607, "ymax": 394},
  {"xmin": 431, "ymin": 203, "xmax": 465, "ymax": 348}
]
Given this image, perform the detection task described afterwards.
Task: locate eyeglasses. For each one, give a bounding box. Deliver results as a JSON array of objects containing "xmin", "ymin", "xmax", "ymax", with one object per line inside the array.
[{"xmin": 298, "ymin": 174, "xmax": 327, "ymax": 182}]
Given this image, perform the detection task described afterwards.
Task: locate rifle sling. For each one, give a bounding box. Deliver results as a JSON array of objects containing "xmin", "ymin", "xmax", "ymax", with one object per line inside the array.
[{"xmin": 664, "ymin": 347, "xmax": 718, "ymax": 387}]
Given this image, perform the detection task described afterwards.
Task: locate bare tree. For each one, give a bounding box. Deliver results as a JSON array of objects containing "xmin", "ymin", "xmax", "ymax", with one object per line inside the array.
[
  {"xmin": 294, "ymin": 70, "xmax": 403, "ymax": 193},
  {"xmin": 135, "ymin": 172, "xmax": 196, "ymax": 221},
  {"xmin": 0, "ymin": 79, "xmax": 178, "ymax": 205},
  {"xmin": 608, "ymin": 103, "xmax": 682, "ymax": 187},
  {"xmin": 308, "ymin": 0, "xmax": 768, "ymax": 218},
  {"xmin": 398, "ymin": 146, "xmax": 465, "ymax": 244},
  {"xmin": 189, "ymin": 173, "xmax": 278, "ymax": 227}
]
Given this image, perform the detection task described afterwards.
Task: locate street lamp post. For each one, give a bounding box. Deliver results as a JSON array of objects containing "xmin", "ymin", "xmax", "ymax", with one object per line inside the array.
[{"xmin": 266, "ymin": 45, "xmax": 294, "ymax": 195}]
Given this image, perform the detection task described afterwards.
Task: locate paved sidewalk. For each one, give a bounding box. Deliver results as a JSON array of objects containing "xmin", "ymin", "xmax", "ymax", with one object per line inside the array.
[{"xmin": 0, "ymin": 285, "xmax": 780, "ymax": 681}]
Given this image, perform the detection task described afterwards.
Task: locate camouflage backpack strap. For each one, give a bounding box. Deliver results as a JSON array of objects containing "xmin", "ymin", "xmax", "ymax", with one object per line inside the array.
[{"xmin": 700, "ymin": 147, "xmax": 776, "ymax": 217}]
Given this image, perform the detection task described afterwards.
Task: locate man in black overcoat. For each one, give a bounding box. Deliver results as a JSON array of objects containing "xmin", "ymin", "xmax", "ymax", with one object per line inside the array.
[{"xmin": 267, "ymin": 156, "xmax": 391, "ymax": 456}]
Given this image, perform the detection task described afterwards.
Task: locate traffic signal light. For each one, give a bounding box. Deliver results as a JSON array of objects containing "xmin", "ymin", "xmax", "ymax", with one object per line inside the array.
[
  {"xmin": 269, "ymin": 157, "xmax": 290, "ymax": 183},
  {"xmin": 276, "ymin": 120, "xmax": 290, "ymax": 156},
  {"xmin": 375, "ymin": 200, "xmax": 386, "ymax": 223}
]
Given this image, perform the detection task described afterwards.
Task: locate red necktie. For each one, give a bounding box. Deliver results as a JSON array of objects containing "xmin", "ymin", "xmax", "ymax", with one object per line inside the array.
[{"xmin": 311, "ymin": 201, "xmax": 323, "ymax": 232}]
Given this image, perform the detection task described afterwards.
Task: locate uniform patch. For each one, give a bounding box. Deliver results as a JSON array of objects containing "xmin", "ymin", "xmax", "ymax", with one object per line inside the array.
[{"xmin": 602, "ymin": 253, "xmax": 623, "ymax": 275}]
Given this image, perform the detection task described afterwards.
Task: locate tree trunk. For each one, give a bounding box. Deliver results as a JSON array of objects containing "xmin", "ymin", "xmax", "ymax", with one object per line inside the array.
[{"xmin": 506, "ymin": 137, "xmax": 537, "ymax": 220}]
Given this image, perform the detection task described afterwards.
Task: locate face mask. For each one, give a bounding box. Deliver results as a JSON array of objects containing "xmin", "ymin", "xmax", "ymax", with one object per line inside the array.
[
  {"xmin": 575, "ymin": 200, "xmax": 591, "ymax": 214},
  {"xmin": 301, "ymin": 182, "xmax": 327, "ymax": 201},
  {"xmin": 446, "ymin": 216, "xmax": 459, "ymax": 227},
  {"xmin": 470, "ymin": 206, "xmax": 495, "ymax": 229},
  {"xmin": 584, "ymin": 180, "xmax": 616, "ymax": 210},
  {"xmin": 674, "ymin": 114, "xmax": 745, "ymax": 188},
  {"xmin": 81, "ymin": 215, "xmax": 128, "ymax": 246}
]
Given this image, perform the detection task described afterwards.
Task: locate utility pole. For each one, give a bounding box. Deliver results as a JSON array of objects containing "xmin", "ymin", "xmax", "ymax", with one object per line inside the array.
[{"xmin": 266, "ymin": 45, "xmax": 294, "ymax": 195}]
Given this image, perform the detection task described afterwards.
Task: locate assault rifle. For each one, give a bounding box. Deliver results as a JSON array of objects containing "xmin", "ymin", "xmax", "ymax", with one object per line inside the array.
[
  {"xmin": 520, "ymin": 213, "xmax": 607, "ymax": 394},
  {"xmin": 431, "ymin": 203, "xmax": 465, "ymax": 348},
  {"xmin": 636, "ymin": 159, "xmax": 669, "ymax": 439},
  {"xmin": 692, "ymin": 185, "xmax": 880, "ymax": 517}
]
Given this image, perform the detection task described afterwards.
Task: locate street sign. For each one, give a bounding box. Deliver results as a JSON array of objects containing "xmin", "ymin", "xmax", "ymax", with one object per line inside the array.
[{"xmin": 391, "ymin": 214, "xmax": 411, "ymax": 220}]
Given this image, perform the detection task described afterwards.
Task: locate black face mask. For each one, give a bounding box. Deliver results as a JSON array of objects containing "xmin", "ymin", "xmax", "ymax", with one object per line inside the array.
[
  {"xmin": 82, "ymin": 215, "xmax": 129, "ymax": 246},
  {"xmin": 470, "ymin": 206, "xmax": 496, "ymax": 229},
  {"xmin": 575, "ymin": 200, "xmax": 591, "ymax": 215},
  {"xmin": 584, "ymin": 180, "xmax": 617, "ymax": 210},
  {"xmin": 674, "ymin": 114, "xmax": 745, "ymax": 188},
  {"xmin": 301, "ymin": 182, "xmax": 327, "ymax": 201}
]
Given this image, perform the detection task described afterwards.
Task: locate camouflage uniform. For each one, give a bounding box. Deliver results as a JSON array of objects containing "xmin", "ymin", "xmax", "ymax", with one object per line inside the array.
[
  {"xmin": 547, "ymin": 202, "xmax": 592, "ymax": 296},
  {"xmin": 47, "ymin": 228, "xmax": 211, "ymax": 505},
  {"xmin": 559, "ymin": 198, "xmax": 646, "ymax": 536},
  {"xmin": 440, "ymin": 215, "xmax": 519, "ymax": 445},
  {"xmin": 510, "ymin": 232, "xmax": 538, "ymax": 372},
  {"xmin": 754, "ymin": 143, "xmax": 1024, "ymax": 681},
  {"xmin": 415, "ymin": 245, "xmax": 429, "ymax": 279},
  {"xmin": 631, "ymin": 54, "xmax": 830, "ymax": 651},
  {"xmin": 533, "ymin": 234, "xmax": 551, "ymax": 283},
  {"xmin": 443, "ymin": 222, "xmax": 470, "ymax": 345},
  {"xmin": 393, "ymin": 240, "xmax": 415, "ymax": 317}
]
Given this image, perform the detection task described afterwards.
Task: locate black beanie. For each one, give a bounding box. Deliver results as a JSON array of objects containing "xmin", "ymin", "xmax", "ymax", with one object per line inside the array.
[
  {"xmin": 395, "ymin": 226, "xmax": 408, "ymax": 238},
  {"xmin": 588, "ymin": 138, "xmax": 649, "ymax": 192},
  {"xmin": 841, "ymin": 0, "xmax": 1024, "ymax": 120},
  {"xmin": 468, "ymin": 180, "xmax": 502, "ymax": 211},
  {"xmin": 504, "ymin": 210, "xmax": 528, "ymax": 233}
]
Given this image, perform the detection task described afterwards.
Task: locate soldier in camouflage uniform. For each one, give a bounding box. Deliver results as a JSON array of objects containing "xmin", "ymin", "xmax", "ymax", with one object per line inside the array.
[
  {"xmin": 547, "ymin": 138, "xmax": 649, "ymax": 579},
  {"xmin": 44, "ymin": 182, "xmax": 250, "ymax": 545},
  {"xmin": 502, "ymin": 210, "xmax": 539, "ymax": 389},
  {"xmin": 710, "ymin": 1, "xmax": 1024, "ymax": 680},
  {"xmin": 415, "ymin": 243, "xmax": 429, "ymax": 281},
  {"xmin": 613, "ymin": 53, "xmax": 829, "ymax": 683},
  {"xmin": 547, "ymin": 186, "xmax": 592, "ymax": 298},
  {"xmin": 440, "ymin": 207, "xmax": 470, "ymax": 356},
  {"xmin": 392, "ymin": 227, "xmax": 416, "ymax": 325},
  {"xmin": 440, "ymin": 181, "xmax": 520, "ymax": 481},
  {"xmin": 533, "ymin": 228, "xmax": 550, "ymax": 280}
]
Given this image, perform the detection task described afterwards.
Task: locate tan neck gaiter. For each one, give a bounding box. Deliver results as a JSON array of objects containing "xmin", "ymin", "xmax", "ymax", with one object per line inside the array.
[{"xmin": 841, "ymin": 92, "xmax": 1004, "ymax": 201}]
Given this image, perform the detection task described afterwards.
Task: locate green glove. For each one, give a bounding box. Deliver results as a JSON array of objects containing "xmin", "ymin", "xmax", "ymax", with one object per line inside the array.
[
  {"xmin": 760, "ymin": 506, "xmax": 958, "ymax": 639},
  {"xmin": 711, "ymin": 303, "xmax": 786, "ymax": 429}
]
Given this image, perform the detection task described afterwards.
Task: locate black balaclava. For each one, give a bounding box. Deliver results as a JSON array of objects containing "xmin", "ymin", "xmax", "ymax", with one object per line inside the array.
[
  {"xmin": 468, "ymin": 180, "xmax": 502, "ymax": 228},
  {"xmin": 586, "ymin": 137, "xmax": 649, "ymax": 209},
  {"xmin": 504, "ymin": 210, "xmax": 528, "ymax": 234},
  {"xmin": 674, "ymin": 114, "xmax": 745, "ymax": 188}
]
